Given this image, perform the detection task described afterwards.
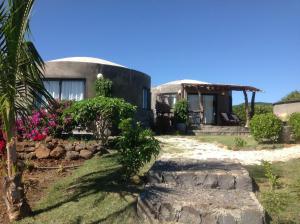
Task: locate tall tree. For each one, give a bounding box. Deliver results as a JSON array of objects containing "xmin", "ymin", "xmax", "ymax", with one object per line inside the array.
[{"xmin": 0, "ymin": 0, "xmax": 54, "ymax": 221}]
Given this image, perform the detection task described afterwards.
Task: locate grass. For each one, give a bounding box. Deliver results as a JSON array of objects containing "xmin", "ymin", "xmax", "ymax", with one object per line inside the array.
[
  {"xmin": 16, "ymin": 153, "xmax": 152, "ymax": 224},
  {"xmin": 246, "ymin": 159, "xmax": 300, "ymax": 224},
  {"xmin": 193, "ymin": 135, "xmax": 285, "ymax": 150}
]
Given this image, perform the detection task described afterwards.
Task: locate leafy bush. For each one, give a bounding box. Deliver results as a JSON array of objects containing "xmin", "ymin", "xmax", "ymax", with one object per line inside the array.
[
  {"xmin": 95, "ymin": 77, "xmax": 112, "ymax": 97},
  {"xmin": 262, "ymin": 161, "xmax": 280, "ymax": 190},
  {"xmin": 262, "ymin": 191, "xmax": 288, "ymax": 224},
  {"xmin": 174, "ymin": 99, "xmax": 189, "ymax": 123},
  {"xmin": 64, "ymin": 96, "xmax": 136, "ymax": 144},
  {"xmin": 116, "ymin": 118, "xmax": 160, "ymax": 179},
  {"xmin": 280, "ymin": 90, "xmax": 300, "ymax": 103},
  {"xmin": 250, "ymin": 113, "xmax": 283, "ymax": 143},
  {"xmin": 233, "ymin": 137, "xmax": 247, "ymax": 149},
  {"xmin": 288, "ymin": 113, "xmax": 300, "ymax": 141},
  {"xmin": 232, "ymin": 103, "xmax": 273, "ymax": 125}
]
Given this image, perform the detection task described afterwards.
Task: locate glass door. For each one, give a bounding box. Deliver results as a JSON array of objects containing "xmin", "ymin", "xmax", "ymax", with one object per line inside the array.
[
  {"xmin": 203, "ymin": 95, "xmax": 216, "ymax": 124},
  {"xmin": 187, "ymin": 94, "xmax": 201, "ymax": 127}
]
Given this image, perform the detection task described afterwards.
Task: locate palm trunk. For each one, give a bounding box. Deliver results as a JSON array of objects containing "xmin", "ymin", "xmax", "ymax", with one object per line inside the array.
[{"xmin": 2, "ymin": 108, "xmax": 32, "ymax": 221}]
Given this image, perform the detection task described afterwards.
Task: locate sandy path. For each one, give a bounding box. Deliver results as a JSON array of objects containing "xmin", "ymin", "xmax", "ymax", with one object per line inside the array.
[{"xmin": 157, "ymin": 136, "xmax": 300, "ymax": 165}]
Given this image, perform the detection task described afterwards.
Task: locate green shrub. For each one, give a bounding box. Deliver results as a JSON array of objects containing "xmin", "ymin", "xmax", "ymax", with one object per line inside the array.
[
  {"xmin": 250, "ymin": 113, "xmax": 283, "ymax": 143},
  {"xmin": 262, "ymin": 191, "xmax": 288, "ymax": 224},
  {"xmin": 95, "ymin": 77, "xmax": 113, "ymax": 97},
  {"xmin": 233, "ymin": 103, "xmax": 273, "ymax": 125},
  {"xmin": 117, "ymin": 118, "xmax": 160, "ymax": 179},
  {"xmin": 280, "ymin": 90, "xmax": 300, "ymax": 103},
  {"xmin": 63, "ymin": 96, "xmax": 136, "ymax": 144},
  {"xmin": 233, "ymin": 137, "xmax": 247, "ymax": 149},
  {"xmin": 262, "ymin": 161, "xmax": 280, "ymax": 190},
  {"xmin": 288, "ymin": 113, "xmax": 300, "ymax": 141},
  {"xmin": 174, "ymin": 99, "xmax": 189, "ymax": 123}
]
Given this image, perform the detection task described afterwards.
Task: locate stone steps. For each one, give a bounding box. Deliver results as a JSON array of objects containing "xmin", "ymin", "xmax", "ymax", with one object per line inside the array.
[
  {"xmin": 137, "ymin": 159, "xmax": 265, "ymax": 224},
  {"xmin": 137, "ymin": 185, "xmax": 264, "ymax": 224},
  {"xmin": 147, "ymin": 159, "xmax": 253, "ymax": 191},
  {"xmin": 188, "ymin": 126, "xmax": 250, "ymax": 136}
]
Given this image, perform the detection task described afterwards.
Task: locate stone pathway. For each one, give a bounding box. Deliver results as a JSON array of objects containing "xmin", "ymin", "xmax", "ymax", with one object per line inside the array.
[
  {"xmin": 137, "ymin": 159, "xmax": 265, "ymax": 224},
  {"xmin": 157, "ymin": 136, "xmax": 300, "ymax": 165}
]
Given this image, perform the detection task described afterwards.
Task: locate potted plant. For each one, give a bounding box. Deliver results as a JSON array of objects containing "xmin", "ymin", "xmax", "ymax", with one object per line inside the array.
[{"xmin": 174, "ymin": 99, "xmax": 189, "ymax": 133}]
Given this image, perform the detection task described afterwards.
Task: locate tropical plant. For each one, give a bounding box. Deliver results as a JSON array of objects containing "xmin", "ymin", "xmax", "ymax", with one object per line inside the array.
[
  {"xmin": 232, "ymin": 103, "xmax": 273, "ymax": 125},
  {"xmin": 95, "ymin": 77, "xmax": 112, "ymax": 97},
  {"xmin": 63, "ymin": 96, "xmax": 136, "ymax": 144},
  {"xmin": 250, "ymin": 113, "xmax": 283, "ymax": 143},
  {"xmin": 280, "ymin": 90, "xmax": 300, "ymax": 103},
  {"xmin": 174, "ymin": 99, "xmax": 189, "ymax": 123},
  {"xmin": 116, "ymin": 118, "xmax": 160, "ymax": 179},
  {"xmin": 233, "ymin": 137, "xmax": 247, "ymax": 149},
  {"xmin": 262, "ymin": 161, "xmax": 280, "ymax": 190},
  {"xmin": 288, "ymin": 113, "xmax": 300, "ymax": 141},
  {"xmin": 0, "ymin": 0, "xmax": 54, "ymax": 220}
]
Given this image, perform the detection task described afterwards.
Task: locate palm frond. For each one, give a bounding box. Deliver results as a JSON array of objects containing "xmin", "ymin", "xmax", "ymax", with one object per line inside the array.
[{"xmin": 0, "ymin": 0, "xmax": 54, "ymax": 128}]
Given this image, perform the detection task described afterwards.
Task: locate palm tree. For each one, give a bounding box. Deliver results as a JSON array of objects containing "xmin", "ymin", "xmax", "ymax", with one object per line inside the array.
[{"xmin": 0, "ymin": 0, "xmax": 54, "ymax": 221}]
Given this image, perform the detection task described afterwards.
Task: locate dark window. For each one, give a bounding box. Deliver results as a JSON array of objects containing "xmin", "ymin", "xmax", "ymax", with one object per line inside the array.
[{"xmin": 142, "ymin": 88, "xmax": 150, "ymax": 109}]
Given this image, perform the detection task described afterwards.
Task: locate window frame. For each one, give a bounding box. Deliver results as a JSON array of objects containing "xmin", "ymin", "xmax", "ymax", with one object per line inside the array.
[
  {"xmin": 43, "ymin": 78, "xmax": 86, "ymax": 101},
  {"xmin": 142, "ymin": 87, "xmax": 151, "ymax": 110},
  {"xmin": 160, "ymin": 92, "xmax": 177, "ymax": 109}
]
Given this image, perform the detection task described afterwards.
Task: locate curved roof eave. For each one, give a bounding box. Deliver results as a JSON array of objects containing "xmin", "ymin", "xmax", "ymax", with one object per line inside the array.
[{"xmin": 47, "ymin": 57, "xmax": 126, "ymax": 68}]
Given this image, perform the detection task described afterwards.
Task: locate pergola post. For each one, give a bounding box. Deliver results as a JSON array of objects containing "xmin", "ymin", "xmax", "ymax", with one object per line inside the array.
[
  {"xmin": 198, "ymin": 87, "xmax": 204, "ymax": 123},
  {"xmin": 250, "ymin": 91, "xmax": 256, "ymax": 118},
  {"xmin": 243, "ymin": 90, "xmax": 250, "ymax": 127}
]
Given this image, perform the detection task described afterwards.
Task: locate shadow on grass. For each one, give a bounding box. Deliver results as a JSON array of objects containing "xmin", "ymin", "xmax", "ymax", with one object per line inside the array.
[{"xmin": 32, "ymin": 154, "xmax": 143, "ymax": 221}]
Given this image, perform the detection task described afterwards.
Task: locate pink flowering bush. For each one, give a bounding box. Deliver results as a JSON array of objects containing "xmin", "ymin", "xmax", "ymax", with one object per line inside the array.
[
  {"xmin": 0, "ymin": 129, "xmax": 6, "ymax": 156},
  {"xmin": 16, "ymin": 109, "xmax": 58, "ymax": 141},
  {"xmin": 16, "ymin": 100, "xmax": 74, "ymax": 141}
]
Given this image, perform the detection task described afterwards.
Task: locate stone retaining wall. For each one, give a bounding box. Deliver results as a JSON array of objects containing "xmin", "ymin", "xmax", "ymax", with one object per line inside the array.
[{"xmin": 16, "ymin": 136, "xmax": 105, "ymax": 160}]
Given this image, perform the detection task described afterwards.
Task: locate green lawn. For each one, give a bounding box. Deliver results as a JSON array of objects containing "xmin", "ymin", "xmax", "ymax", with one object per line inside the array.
[
  {"xmin": 16, "ymin": 153, "xmax": 149, "ymax": 224},
  {"xmin": 194, "ymin": 135, "xmax": 285, "ymax": 150},
  {"xmin": 246, "ymin": 159, "xmax": 300, "ymax": 224}
]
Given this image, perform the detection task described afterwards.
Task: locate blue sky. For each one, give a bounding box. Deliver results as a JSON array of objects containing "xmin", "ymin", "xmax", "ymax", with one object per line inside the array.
[{"xmin": 30, "ymin": 0, "xmax": 300, "ymax": 104}]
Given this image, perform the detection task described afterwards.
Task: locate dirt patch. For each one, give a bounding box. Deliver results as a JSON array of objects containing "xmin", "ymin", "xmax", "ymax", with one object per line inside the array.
[{"xmin": 0, "ymin": 159, "xmax": 84, "ymax": 224}]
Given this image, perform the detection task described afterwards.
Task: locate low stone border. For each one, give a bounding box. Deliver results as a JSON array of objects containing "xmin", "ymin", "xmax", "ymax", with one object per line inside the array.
[{"xmin": 16, "ymin": 136, "xmax": 105, "ymax": 160}]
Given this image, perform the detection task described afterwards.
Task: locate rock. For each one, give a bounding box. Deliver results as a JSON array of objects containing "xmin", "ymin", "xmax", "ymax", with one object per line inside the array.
[
  {"xmin": 50, "ymin": 146, "xmax": 66, "ymax": 158},
  {"xmin": 17, "ymin": 153, "xmax": 26, "ymax": 160},
  {"xmin": 45, "ymin": 136, "xmax": 53, "ymax": 143},
  {"xmin": 35, "ymin": 144, "xmax": 51, "ymax": 159},
  {"xmin": 65, "ymin": 143, "xmax": 75, "ymax": 151},
  {"xmin": 86, "ymin": 144, "xmax": 97, "ymax": 153},
  {"xmin": 24, "ymin": 152, "xmax": 36, "ymax": 160},
  {"xmin": 52, "ymin": 138, "xmax": 59, "ymax": 146},
  {"xmin": 46, "ymin": 142, "xmax": 55, "ymax": 150},
  {"xmin": 16, "ymin": 142, "xmax": 26, "ymax": 152},
  {"xmin": 75, "ymin": 143, "xmax": 85, "ymax": 152},
  {"xmin": 79, "ymin": 149, "xmax": 93, "ymax": 159},
  {"xmin": 27, "ymin": 142, "xmax": 36, "ymax": 147},
  {"xmin": 178, "ymin": 206, "xmax": 201, "ymax": 224},
  {"xmin": 24, "ymin": 147, "xmax": 35, "ymax": 152},
  {"xmin": 218, "ymin": 174, "xmax": 235, "ymax": 190},
  {"xmin": 65, "ymin": 151, "xmax": 79, "ymax": 160}
]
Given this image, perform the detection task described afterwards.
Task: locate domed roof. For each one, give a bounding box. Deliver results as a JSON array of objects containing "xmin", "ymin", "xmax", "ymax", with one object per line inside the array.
[
  {"xmin": 48, "ymin": 57, "xmax": 126, "ymax": 68},
  {"xmin": 160, "ymin": 79, "xmax": 211, "ymax": 86}
]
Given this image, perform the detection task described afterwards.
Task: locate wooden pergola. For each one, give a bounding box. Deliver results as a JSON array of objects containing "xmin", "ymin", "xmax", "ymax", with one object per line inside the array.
[{"xmin": 180, "ymin": 83, "xmax": 261, "ymax": 127}]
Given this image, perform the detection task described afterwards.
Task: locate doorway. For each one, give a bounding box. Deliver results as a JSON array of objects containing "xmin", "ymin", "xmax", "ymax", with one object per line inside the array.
[{"xmin": 202, "ymin": 94, "xmax": 217, "ymax": 124}]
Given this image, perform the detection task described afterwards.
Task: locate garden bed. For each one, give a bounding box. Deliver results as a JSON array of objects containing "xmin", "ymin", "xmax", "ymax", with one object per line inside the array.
[{"xmin": 0, "ymin": 158, "xmax": 84, "ymax": 223}]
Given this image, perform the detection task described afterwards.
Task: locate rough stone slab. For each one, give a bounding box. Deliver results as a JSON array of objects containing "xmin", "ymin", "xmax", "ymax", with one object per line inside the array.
[
  {"xmin": 137, "ymin": 185, "xmax": 265, "ymax": 224},
  {"xmin": 147, "ymin": 159, "xmax": 253, "ymax": 191}
]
